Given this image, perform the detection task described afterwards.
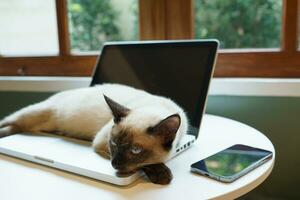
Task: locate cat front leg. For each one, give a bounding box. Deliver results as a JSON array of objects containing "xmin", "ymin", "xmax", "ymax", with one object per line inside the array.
[
  {"xmin": 92, "ymin": 124, "xmax": 111, "ymax": 159},
  {"xmin": 142, "ymin": 163, "xmax": 173, "ymax": 185},
  {"xmin": 94, "ymin": 140, "xmax": 111, "ymax": 159}
]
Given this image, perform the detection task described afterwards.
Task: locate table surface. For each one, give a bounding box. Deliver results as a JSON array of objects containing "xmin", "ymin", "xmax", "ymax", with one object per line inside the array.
[{"xmin": 0, "ymin": 114, "xmax": 275, "ymax": 200}]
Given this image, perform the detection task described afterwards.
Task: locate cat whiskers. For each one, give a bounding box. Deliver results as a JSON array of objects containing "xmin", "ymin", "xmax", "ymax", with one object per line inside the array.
[{"xmin": 118, "ymin": 143, "xmax": 130, "ymax": 147}]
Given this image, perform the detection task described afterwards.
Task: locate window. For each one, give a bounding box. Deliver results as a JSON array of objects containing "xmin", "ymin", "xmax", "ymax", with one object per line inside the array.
[
  {"xmin": 0, "ymin": 0, "xmax": 299, "ymax": 77},
  {"xmin": 0, "ymin": 0, "xmax": 59, "ymax": 56},
  {"xmin": 194, "ymin": 0, "xmax": 282, "ymax": 49},
  {"xmin": 299, "ymin": 0, "xmax": 300, "ymax": 49},
  {"xmin": 68, "ymin": 0, "xmax": 138, "ymax": 53}
]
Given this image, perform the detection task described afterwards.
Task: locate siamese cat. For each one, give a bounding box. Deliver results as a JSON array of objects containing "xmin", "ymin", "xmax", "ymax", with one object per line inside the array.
[{"xmin": 0, "ymin": 83, "xmax": 188, "ymax": 184}]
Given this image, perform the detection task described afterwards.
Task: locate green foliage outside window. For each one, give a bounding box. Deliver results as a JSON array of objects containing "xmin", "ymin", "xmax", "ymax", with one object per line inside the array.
[
  {"xmin": 194, "ymin": 0, "xmax": 282, "ymax": 48},
  {"xmin": 68, "ymin": 0, "xmax": 138, "ymax": 52},
  {"xmin": 68, "ymin": 0, "xmax": 282, "ymax": 51}
]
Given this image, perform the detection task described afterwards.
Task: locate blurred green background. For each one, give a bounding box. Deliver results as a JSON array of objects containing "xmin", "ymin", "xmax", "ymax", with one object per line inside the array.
[
  {"xmin": 68, "ymin": 0, "xmax": 282, "ymax": 51},
  {"xmin": 194, "ymin": 0, "xmax": 282, "ymax": 48},
  {"xmin": 68, "ymin": 0, "xmax": 138, "ymax": 52}
]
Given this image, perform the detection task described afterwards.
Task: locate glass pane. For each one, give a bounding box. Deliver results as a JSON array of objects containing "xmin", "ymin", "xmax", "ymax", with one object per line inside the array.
[
  {"xmin": 0, "ymin": 0, "xmax": 59, "ymax": 57},
  {"xmin": 68, "ymin": 0, "xmax": 138, "ymax": 53},
  {"xmin": 194, "ymin": 0, "xmax": 282, "ymax": 49},
  {"xmin": 299, "ymin": 2, "xmax": 300, "ymax": 49}
]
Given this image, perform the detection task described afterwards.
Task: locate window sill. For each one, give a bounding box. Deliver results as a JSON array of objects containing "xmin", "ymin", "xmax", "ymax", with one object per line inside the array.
[
  {"xmin": 0, "ymin": 76, "xmax": 300, "ymax": 97},
  {"xmin": 0, "ymin": 77, "xmax": 91, "ymax": 92}
]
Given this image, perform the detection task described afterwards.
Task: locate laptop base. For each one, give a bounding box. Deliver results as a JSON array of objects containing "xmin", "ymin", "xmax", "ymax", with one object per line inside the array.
[{"xmin": 0, "ymin": 133, "xmax": 195, "ymax": 186}]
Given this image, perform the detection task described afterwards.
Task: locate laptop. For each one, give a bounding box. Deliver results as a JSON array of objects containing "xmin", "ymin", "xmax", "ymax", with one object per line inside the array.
[{"xmin": 0, "ymin": 40, "xmax": 219, "ymax": 186}]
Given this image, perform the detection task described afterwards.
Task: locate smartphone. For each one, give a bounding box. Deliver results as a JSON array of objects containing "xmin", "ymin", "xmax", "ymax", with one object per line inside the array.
[{"xmin": 190, "ymin": 144, "xmax": 273, "ymax": 183}]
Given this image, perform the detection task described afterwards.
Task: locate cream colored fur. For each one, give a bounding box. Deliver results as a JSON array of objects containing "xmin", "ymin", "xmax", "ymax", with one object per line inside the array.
[{"xmin": 0, "ymin": 83, "xmax": 188, "ymax": 161}]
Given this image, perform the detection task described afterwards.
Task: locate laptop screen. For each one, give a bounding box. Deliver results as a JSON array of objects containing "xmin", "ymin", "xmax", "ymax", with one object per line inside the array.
[{"xmin": 91, "ymin": 40, "xmax": 218, "ymax": 136}]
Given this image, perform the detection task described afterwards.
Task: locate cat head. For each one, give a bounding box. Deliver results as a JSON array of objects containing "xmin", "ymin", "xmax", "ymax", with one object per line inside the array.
[{"xmin": 104, "ymin": 95, "xmax": 181, "ymax": 174}]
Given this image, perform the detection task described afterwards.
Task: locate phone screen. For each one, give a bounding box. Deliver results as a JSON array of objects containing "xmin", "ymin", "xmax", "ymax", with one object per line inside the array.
[{"xmin": 191, "ymin": 144, "xmax": 272, "ymax": 178}]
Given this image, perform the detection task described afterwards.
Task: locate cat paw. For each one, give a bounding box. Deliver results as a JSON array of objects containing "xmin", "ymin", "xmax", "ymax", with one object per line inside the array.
[
  {"xmin": 94, "ymin": 148, "xmax": 111, "ymax": 159},
  {"xmin": 142, "ymin": 163, "xmax": 173, "ymax": 185},
  {"xmin": 93, "ymin": 139, "xmax": 111, "ymax": 160}
]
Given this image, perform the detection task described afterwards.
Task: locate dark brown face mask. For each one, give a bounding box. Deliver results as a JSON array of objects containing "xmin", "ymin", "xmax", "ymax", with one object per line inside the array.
[
  {"xmin": 109, "ymin": 132, "xmax": 152, "ymax": 173},
  {"xmin": 109, "ymin": 131, "xmax": 173, "ymax": 184},
  {"xmin": 104, "ymin": 94, "xmax": 177, "ymax": 184}
]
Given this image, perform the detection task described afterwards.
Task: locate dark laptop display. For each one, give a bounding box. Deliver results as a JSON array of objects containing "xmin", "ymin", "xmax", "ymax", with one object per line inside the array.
[{"xmin": 91, "ymin": 40, "xmax": 218, "ymax": 137}]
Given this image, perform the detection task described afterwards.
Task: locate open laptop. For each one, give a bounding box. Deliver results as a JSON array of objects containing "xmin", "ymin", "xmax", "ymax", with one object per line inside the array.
[{"xmin": 0, "ymin": 40, "xmax": 219, "ymax": 185}]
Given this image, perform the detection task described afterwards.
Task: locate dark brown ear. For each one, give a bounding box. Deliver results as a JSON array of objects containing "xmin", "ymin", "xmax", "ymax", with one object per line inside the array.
[
  {"xmin": 103, "ymin": 95, "xmax": 130, "ymax": 123},
  {"xmin": 147, "ymin": 114, "xmax": 181, "ymax": 150}
]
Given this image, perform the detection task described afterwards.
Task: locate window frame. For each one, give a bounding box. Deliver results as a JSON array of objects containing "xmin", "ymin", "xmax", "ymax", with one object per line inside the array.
[{"xmin": 0, "ymin": 0, "xmax": 299, "ymax": 77}]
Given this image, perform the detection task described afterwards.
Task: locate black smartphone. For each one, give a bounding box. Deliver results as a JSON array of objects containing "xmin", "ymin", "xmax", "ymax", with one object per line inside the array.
[{"xmin": 190, "ymin": 144, "xmax": 273, "ymax": 183}]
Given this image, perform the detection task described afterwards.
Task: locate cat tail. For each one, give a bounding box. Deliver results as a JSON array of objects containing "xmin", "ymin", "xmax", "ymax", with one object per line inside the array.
[
  {"xmin": 0, "ymin": 102, "xmax": 52, "ymax": 138},
  {"xmin": 0, "ymin": 112, "xmax": 21, "ymax": 138},
  {"xmin": 0, "ymin": 123, "xmax": 20, "ymax": 138}
]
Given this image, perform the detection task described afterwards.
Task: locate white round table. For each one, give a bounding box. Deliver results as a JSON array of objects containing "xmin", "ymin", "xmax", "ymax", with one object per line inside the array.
[{"xmin": 0, "ymin": 114, "xmax": 275, "ymax": 200}]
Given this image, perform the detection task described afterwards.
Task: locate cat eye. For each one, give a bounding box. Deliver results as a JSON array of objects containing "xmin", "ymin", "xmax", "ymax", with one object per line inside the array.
[{"xmin": 131, "ymin": 146, "xmax": 142, "ymax": 154}]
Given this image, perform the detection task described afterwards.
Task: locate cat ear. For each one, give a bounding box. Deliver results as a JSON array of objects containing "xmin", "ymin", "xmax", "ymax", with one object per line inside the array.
[
  {"xmin": 103, "ymin": 95, "xmax": 130, "ymax": 123},
  {"xmin": 147, "ymin": 114, "xmax": 181, "ymax": 150}
]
